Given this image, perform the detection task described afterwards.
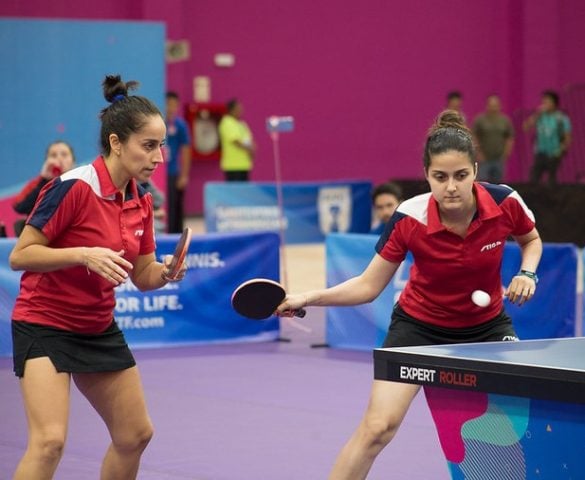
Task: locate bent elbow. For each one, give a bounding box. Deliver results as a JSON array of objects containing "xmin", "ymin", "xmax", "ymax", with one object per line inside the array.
[
  {"xmin": 130, "ymin": 277, "xmax": 150, "ymax": 293},
  {"xmin": 9, "ymin": 251, "xmax": 23, "ymax": 271},
  {"xmin": 361, "ymin": 286, "xmax": 382, "ymax": 304},
  {"xmin": 364, "ymin": 293, "xmax": 379, "ymax": 304}
]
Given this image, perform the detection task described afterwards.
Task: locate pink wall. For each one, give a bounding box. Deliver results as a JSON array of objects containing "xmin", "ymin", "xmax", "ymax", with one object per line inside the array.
[{"xmin": 3, "ymin": 0, "xmax": 584, "ymax": 214}]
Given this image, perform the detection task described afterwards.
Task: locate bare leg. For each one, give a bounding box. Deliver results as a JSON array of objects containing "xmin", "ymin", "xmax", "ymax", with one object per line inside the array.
[
  {"xmin": 73, "ymin": 367, "xmax": 153, "ymax": 480},
  {"xmin": 328, "ymin": 381, "xmax": 420, "ymax": 480},
  {"xmin": 13, "ymin": 357, "xmax": 71, "ymax": 480}
]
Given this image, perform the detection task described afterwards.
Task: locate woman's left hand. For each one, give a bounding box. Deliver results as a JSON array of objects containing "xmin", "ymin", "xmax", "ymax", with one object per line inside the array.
[
  {"xmin": 161, "ymin": 254, "xmax": 187, "ymax": 282},
  {"xmin": 504, "ymin": 275, "xmax": 536, "ymax": 306}
]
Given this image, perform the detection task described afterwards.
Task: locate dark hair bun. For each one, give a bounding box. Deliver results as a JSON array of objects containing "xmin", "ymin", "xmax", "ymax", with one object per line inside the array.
[
  {"xmin": 427, "ymin": 109, "xmax": 471, "ymax": 138},
  {"xmin": 102, "ymin": 75, "xmax": 139, "ymax": 103},
  {"xmin": 435, "ymin": 109, "xmax": 466, "ymax": 129}
]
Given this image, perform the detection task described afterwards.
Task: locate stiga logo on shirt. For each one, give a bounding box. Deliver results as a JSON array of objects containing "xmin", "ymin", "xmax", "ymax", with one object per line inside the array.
[
  {"xmin": 480, "ymin": 240, "xmax": 502, "ymax": 252},
  {"xmin": 134, "ymin": 229, "xmax": 144, "ymax": 236}
]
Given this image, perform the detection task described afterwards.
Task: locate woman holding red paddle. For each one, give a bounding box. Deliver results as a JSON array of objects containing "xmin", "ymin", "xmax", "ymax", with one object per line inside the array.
[{"xmin": 8, "ymin": 75, "xmax": 187, "ymax": 480}]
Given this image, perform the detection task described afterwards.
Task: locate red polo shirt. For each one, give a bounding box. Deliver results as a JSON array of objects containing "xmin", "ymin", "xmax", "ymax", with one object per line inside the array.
[
  {"xmin": 376, "ymin": 183, "xmax": 535, "ymax": 328},
  {"xmin": 12, "ymin": 156, "xmax": 156, "ymax": 333}
]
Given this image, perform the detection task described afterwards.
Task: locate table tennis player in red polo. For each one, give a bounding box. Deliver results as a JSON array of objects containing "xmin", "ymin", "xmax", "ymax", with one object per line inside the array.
[
  {"xmin": 277, "ymin": 110, "xmax": 543, "ymax": 480},
  {"xmin": 8, "ymin": 75, "xmax": 187, "ymax": 480}
]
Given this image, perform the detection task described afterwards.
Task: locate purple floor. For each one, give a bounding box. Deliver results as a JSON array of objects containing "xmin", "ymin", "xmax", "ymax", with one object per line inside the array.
[{"xmin": 0, "ymin": 341, "xmax": 449, "ymax": 479}]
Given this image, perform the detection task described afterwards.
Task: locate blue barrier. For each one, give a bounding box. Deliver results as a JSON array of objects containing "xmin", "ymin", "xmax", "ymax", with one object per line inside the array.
[
  {"xmin": 204, "ymin": 181, "xmax": 372, "ymax": 244},
  {"xmin": 0, "ymin": 232, "xmax": 281, "ymax": 357},
  {"xmin": 325, "ymin": 234, "xmax": 580, "ymax": 351}
]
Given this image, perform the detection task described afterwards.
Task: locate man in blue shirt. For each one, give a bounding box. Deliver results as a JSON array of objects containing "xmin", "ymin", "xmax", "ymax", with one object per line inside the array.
[
  {"xmin": 523, "ymin": 90, "xmax": 572, "ymax": 185},
  {"xmin": 165, "ymin": 91, "xmax": 192, "ymax": 232}
]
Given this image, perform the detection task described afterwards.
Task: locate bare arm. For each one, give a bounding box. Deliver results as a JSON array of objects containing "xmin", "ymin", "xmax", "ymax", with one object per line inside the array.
[
  {"xmin": 505, "ymin": 228, "xmax": 542, "ymax": 305},
  {"xmin": 10, "ymin": 226, "xmax": 87, "ymax": 272},
  {"xmin": 233, "ymin": 139, "xmax": 256, "ymax": 157},
  {"xmin": 560, "ymin": 131, "xmax": 572, "ymax": 155},
  {"xmin": 10, "ymin": 224, "xmax": 187, "ymax": 290},
  {"xmin": 9, "ymin": 225, "xmax": 133, "ymax": 285},
  {"xmin": 277, "ymin": 254, "xmax": 400, "ymax": 314},
  {"xmin": 176, "ymin": 145, "xmax": 192, "ymax": 191},
  {"xmin": 503, "ymin": 137, "xmax": 514, "ymax": 160},
  {"xmin": 131, "ymin": 253, "xmax": 167, "ymax": 291},
  {"xmin": 515, "ymin": 228, "xmax": 542, "ymax": 273},
  {"xmin": 522, "ymin": 113, "xmax": 538, "ymax": 132},
  {"xmin": 131, "ymin": 252, "xmax": 188, "ymax": 292},
  {"xmin": 471, "ymin": 124, "xmax": 484, "ymax": 162}
]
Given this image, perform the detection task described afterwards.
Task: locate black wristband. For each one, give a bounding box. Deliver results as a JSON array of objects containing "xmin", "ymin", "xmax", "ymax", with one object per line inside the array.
[{"xmin": 518, "ymin": 270, "xmax": 539, "ymax": 284}]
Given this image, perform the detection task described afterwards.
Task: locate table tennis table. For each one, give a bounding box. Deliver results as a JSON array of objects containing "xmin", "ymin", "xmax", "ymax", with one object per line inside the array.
[{"xmin": 374, "ymin": 337, "xmax": 585, "ymax": 479}]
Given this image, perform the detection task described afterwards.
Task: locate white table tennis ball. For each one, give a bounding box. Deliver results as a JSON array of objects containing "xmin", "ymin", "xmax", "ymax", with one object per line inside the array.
[{"xmin": 471, "ymin": 290, "xmax": 491, "ymax": 307}]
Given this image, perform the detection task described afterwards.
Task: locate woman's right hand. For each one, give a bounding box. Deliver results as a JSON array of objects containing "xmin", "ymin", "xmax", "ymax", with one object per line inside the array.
[
  {"xmin": 40, "ymin": 158, "xmax": 62, "ymax": 179},
  {"xmin": 276, "ymin": 293, "xmax": 308, "ymax": 317}
]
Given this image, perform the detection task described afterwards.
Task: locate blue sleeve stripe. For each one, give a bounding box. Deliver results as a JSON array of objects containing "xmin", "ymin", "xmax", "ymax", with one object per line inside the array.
[
  {"xmin": 375, "ymin": 211, "xmax": 407, "ymax": 253},
  {"xmin": 28, "ymin": 179, "xmax": 78, "ymax": 231},
  {"xmin": 480, "ymin": 182, "xmax": 514, "ymax": 205}
]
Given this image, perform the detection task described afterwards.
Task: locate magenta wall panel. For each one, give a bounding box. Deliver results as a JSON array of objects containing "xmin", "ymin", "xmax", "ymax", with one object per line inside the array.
[{"xmin": 2, "ymin": 0, "xmax": 584, "ymax": 214}]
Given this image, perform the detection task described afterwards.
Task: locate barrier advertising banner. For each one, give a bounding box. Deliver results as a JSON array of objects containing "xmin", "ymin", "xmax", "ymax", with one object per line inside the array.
[
  {"xmin": 325, "ymin": 234, "xmax": 579, "ymax": 351},
  {"xmin": 0, "ymin": 232, "xmax": 281, "ymax": 357},
  {"xmin": 204, "ymin": 181, "xmax": 372, "ymax": 244}
]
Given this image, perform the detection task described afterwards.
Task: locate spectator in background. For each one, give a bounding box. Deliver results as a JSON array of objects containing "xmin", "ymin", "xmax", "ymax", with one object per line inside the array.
[
  {"xmin": 218, "ymin": 98, "xmax": 256, "ymax": 181},
  {"xmin": 523, "ymin": 90, "xmax": 572, "ymax": 185},
  {"xmin": 12, "ymin": 140, "xmax": 76, "ymax": 236},
  {"xmin": 472, "ymin": 94, "xmax": 515, "ymax": 183},
  {"xmin": 446, "ymin": 91, "xmax": 464, "ymax": 114},
  {"xmin": 140, "ymin": 180, "xmax": 166, "ymax": 233},
  {"xmin": 370, "ymin": 182, "xmax": 403, "ymax": 235},
  {"xmin": 165, "ymin": 91, "xmax": 191, "ymax": 233}
]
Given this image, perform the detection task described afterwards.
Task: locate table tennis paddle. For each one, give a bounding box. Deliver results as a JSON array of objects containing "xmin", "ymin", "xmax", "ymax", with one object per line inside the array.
[
  {"xmin": 166, "ymin": 227, "xmax": 192, "ymax": 279},
  {"xmin": 231, "ymin": 278, "xmax": 307, "ymax": 320}
]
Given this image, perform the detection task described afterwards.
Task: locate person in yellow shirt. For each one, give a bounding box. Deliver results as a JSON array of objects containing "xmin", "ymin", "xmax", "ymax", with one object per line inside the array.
[{"xmin": 219, "ymin": 99, "xmax": 256, "ymax": 181}]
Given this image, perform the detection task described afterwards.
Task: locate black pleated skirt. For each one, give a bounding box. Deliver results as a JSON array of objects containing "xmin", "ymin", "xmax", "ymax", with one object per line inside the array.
[{"xmin": 12, "ymin": 320, "xmax": 136, "ymax": 378}]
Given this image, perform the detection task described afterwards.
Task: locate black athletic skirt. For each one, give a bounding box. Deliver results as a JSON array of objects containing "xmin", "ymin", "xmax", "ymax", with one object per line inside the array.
[
  {"xmin": 12, "ymin": 320, "xmax": 136, "ymax": 378},
  {"xmin": 382, "ymin": 303, "xmax": 519, "ymax": 348}
]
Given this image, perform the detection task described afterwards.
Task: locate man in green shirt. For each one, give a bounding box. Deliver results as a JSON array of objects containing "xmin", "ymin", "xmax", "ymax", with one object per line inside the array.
[
  {"xmin": 472, "ymin": 95, "xmax": 515, "ymax": 184},
  {"xmin": 523, "ymin": 90, "xmax": 572, "ymax": 185},
  {"xmin": 219, "ymin": 99, "xmax": 256, "ymax": 181}
]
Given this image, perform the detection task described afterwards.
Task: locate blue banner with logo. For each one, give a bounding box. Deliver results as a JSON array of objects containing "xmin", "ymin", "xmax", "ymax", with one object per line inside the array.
[
  {"xmin": 204, "ymin": 181, "xmax": 372, "ymax": 244},
  {"xmin": 325, "ymin": 234, "xmax": 579, "ymax": 351},
  {"xmin": 0, "ymin": 232, "xmax": 281, "ymax": 357}
]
